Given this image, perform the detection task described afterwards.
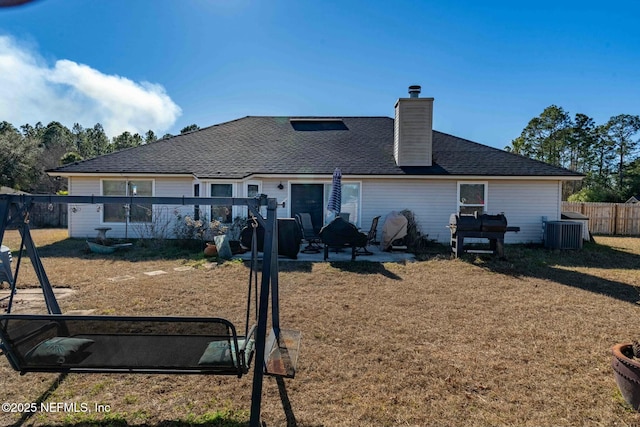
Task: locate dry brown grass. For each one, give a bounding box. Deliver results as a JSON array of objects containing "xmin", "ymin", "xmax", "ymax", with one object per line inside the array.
[{"xmin": 1, "ymin": 230, "xmax": 640, "ymax": 426}]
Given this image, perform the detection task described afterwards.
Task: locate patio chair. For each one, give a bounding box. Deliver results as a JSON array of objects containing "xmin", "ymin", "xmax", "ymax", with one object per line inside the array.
[
  {"xmin": 295, "ymin": 213, "xmax": 322, "ymax": 253},
  {"xmin": 355, "ymin": 215, "xmax": 381, "ymax": 255}
]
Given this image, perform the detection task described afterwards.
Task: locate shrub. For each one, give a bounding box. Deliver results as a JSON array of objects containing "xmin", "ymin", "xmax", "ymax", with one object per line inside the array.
[{"xmin": 173, "ymin": 209, "xmax": 228, "ymax": 249}]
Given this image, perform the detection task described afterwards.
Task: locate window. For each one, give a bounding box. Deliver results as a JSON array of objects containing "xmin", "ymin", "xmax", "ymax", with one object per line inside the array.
[
  {"xmin": 210, "ymin": 183, "xmax": 233, "ymax": 223},
  {"xmin": 247, "ymin": 184, "xmax": 259, "ymax": 198},
  {"xmin": 245, "ymin": 182, "xmax": 263, "ymax": 217},
  {"xmin": 458, "ymin": 182, "xmax": 487, "ymax": 216},
  {"xmin": 323, "ymin": 182, "xmax": 361, "ymax": 226},
  {"xmin": 102, "ymin": 180, "xmax": 153, "ymax": 223}
]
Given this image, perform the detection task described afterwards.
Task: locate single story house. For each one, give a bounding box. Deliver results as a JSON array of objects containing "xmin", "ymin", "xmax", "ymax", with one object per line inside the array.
[{"xmin": 49, "ymin": 86, "xmax": 583, "ymax": 244}]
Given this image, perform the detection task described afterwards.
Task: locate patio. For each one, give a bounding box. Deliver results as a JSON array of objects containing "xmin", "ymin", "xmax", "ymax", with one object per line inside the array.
[{"xmin": 234, "ymin": 243, "xmax": 415, "ymax": 263}]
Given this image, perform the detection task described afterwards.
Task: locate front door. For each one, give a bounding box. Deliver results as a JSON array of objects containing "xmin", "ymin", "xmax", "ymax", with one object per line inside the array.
[{"xmin": 290, "ymin": 184, "xmax": 324, "ymax": 233}]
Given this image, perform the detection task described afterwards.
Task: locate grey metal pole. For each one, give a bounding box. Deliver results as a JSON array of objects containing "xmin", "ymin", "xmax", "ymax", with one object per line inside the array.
[
  {"xmin": 249, "ymin": 197, "xmax": 277, "ymax": 427},
  {"xmin": 20, "ymin": 225, "xmax": 61, "ymax": 314}
]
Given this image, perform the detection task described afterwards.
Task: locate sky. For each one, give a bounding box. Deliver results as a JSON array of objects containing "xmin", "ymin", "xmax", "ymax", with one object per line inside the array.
[{"xmin": 0, "ymin": 0, "xmax": 638, "ymax": 150}]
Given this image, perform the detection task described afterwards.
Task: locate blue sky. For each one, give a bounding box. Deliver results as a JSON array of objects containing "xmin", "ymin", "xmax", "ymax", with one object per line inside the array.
[{"xmin": 0, "ymin": 0, "xmax": 638, "ymax": 149}]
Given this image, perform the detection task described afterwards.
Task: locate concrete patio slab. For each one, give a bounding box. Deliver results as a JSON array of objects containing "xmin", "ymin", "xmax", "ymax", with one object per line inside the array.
[
  {"xmin": 0, "ymin": 287, "xmax": 76, "ymax": 301},
  {"xmin": 234, "ymin": 244, "xmax": 414, "ymax": 263},
  {"xmin": 0, "ymin": 288, "xmax": 77, "ymax": 313}
]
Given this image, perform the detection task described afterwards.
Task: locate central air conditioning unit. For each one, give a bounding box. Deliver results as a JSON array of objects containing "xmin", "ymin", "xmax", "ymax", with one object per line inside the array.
[{"xmin": 544, "ymin": 221, "xmax": 583, "ymax": 250}]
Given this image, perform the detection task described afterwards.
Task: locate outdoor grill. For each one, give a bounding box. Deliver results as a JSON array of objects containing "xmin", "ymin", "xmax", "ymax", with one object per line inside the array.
[{"xmin": 448, "ymin": 213, "xmax": 520, "ymax": 257}]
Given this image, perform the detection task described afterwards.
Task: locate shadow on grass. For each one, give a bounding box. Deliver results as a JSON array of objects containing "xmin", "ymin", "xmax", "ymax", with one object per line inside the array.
[
  {"xmin": 277, "ymin": 262, "xmax": 313, "ymax": 273},
  {"xmin": 10, "ymin": 373, "xmax": 68, "ymax": 427},
  {"xmin": 18, "ymin": 237, "xmax": 209, "ymax": 263},
  {"xmin": 27, "ymin": 422, "xmax": 324, "ymax": 427},
  {"xmin": 328, "ymin": 261, "xmax": 403, "ymax": 280},
  {"xmin": 21, "ymin": 238, "xmax": 316, "ymax": 272},
  {"xmin": 254, "ymin": 259, "xmax": 401, "ymax": 278},
  {"xmin": 9, "ymin": 374, "xmax": 319, "ymax": 427},
  {"xmin": 18, "ymin": 420, "xmax": 248, "ymax": 427},
  {"xmin": 464, "ymin": 241, "xmax": 640, "ymax": 305}
]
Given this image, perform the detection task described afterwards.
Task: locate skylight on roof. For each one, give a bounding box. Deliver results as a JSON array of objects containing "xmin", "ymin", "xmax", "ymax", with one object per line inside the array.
[{"xmin": 290, "ymin": 118, "xmax": 348, "ymax": 131}]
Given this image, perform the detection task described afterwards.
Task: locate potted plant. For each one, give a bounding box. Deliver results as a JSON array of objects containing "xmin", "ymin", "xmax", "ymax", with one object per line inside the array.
[
  {"xmin": 203, "ymin": 242, "xmax": 218, "ymax": 257},
  {"xmin": 612, "ymin": 341, "xmax": 640, "ymax": 410}
]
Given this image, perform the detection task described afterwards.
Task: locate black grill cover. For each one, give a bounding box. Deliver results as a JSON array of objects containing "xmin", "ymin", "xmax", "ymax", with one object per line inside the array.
[
  {"xmin": 480, "ymin": 214, "xmax": 508, "ymax": 232},
  {"xmin": 240, "ymin": 218, "xmax": 302, "ymax": 259},
  {"xmin": 450, "ymin": 213, "xmax": 508, "ymax": 232},
  {"xmin": 319, "ymin": 217, "xmax": 367, "ymax": 247},
  {"xmin": 450, "ymin": 214, "xmax": 481, "ymax": 231}
]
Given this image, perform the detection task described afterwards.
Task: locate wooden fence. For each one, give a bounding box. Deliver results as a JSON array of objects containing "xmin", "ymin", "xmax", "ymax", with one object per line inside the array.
[
  {"xmin": 28, "ymin": 202, "xmax": 68, "ymax": 228},
  {"xmin": 562, "ymin": 202, "xmax": 640, "ymax": 236}
]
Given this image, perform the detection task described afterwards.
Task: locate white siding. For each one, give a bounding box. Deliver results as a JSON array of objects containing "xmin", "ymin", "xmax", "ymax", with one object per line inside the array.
[
  {"xmin": 361, "ymin": 179, "xmax": 456, "ymax": 243},
  {"xmin": 68, "ymin": 176, "xmax": 194, "ymax": 239},
  {"xmin": 69, "ymin": 175, "xmax": 563, "ymax": 245},
  {"xmin": 488, "ymin": 180, "xmax": 561, "ymax": 243},
  {"xmin": 359, "ymin": 178, "xmax": 562, "ymax": 244},
  {"xmin": 260, "ymin": 179, "xmax": 289, "ymax": 218},
  {"xmin": 67, "ymin": 177, "xmax": 101, "ymax": 239},
  {"xmin": 153, "ymin": 178, "xmax": 194, "ymax": 239}
]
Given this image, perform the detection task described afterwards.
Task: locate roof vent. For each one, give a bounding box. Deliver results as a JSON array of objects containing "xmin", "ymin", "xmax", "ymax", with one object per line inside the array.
[{"xmin": 408, "ymin": 85, "xmax": 421, "ymax": 98}]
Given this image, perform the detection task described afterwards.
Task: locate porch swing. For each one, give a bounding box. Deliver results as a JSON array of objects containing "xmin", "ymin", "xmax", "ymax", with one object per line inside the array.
[{"xmin": 0, "ymin": 194, "xmax": 300, "ymax": 427}]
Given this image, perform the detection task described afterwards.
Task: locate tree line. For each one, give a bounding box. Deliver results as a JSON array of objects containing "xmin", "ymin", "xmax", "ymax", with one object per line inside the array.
[
  {"xmin": 0, "ymin": 121, "xmax": 199, "ymax": 194},
  {"xmin": 3, "ymin": 110, "xmax": 638, "ymax": 202},
  {"xmin": 505, "ymin": 106, "xmax": 640, "ymax": 202}
]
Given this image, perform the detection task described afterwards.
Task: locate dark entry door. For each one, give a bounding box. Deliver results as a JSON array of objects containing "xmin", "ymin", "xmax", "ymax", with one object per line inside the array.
[{"xmin": 290, "ymin": 184, "xmax": 324, "ymax": 233}]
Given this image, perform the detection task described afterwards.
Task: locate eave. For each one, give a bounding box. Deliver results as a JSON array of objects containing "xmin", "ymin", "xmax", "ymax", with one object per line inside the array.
[
  {"xmin": 245, "ymin": 173, "xmax": 584, "ymax": 181},
  {"xmin": 48, "ymin": 171, "xmax": 198, "ymax": 179}
]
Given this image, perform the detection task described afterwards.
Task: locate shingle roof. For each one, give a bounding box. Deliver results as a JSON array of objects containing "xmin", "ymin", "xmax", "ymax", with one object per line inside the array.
[{"xmin": 50, "ymin": 116, "xmax": 583, "ymax": 179}]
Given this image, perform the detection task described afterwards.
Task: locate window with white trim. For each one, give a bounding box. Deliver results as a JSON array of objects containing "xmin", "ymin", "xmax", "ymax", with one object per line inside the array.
[
  {"xmin": 102, "ymin": 179, "xmax": 153, "ymax": 223},
  {"xmin": 458, "ymin": 182, "xmax": 487, "ymax": 216},
  {"xmin": 245, "ymin": 181, "xmax": 263, "ymax": 217},
  {"xmin": 210, "ymin": 183, "xmax": 233, "ymax": 223},
  {"xmin": 247, "ymin": 183, "xmax": 260, "ymax": 198},
  {"xmin": 322, "ymin": 182, "xmax": 361, "ymax": 226}
]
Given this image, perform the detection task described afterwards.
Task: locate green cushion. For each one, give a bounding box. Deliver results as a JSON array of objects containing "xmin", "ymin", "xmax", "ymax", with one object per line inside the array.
[
  {"xmin": 25, "ymin": 337, "xmax": 94, "ymax": 364},
  {"xmin": 198, "ymin": 338, "xmax": 254, "ymax": 367}
]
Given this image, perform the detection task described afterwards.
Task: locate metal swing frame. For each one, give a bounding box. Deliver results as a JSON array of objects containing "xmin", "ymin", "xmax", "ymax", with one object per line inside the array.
[{"xmin": 0, "ymin": 193, "xmax": 297, "ymax": 427}]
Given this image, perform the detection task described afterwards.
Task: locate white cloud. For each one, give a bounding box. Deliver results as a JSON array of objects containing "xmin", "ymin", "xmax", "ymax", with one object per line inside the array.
[{"xmin": 0, "ymin": 35, "xmax": 181, "ymax": 137}]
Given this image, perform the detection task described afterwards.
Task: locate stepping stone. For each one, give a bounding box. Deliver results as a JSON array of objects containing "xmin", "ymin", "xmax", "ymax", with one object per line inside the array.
[
  {"xmin": 53, "ymin": 288, "xmax": 76, "ymax": 299},
  {"xmin": 144, "ymin": 270, "xmax": 167, "ymax": 276},
  {"xmin": 173, "ymin": 266, "xmax": 194, "ymax": 272},
  {"xmin": 0, "ymin": 288, "xmax": 76, "ymax": 301},
  {"xmin": 108, "ymin": 275, "xmax": 135, "ymax": 282},
  {"xmin": 65, "ymin": 309, "xmax": 96, "ymax": 315}
]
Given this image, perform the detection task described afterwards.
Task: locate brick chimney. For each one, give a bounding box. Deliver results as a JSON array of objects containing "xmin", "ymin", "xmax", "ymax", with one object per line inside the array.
[{"xmin": 394, "ymin": 85, "xmax": 433, "ymax": 166}]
